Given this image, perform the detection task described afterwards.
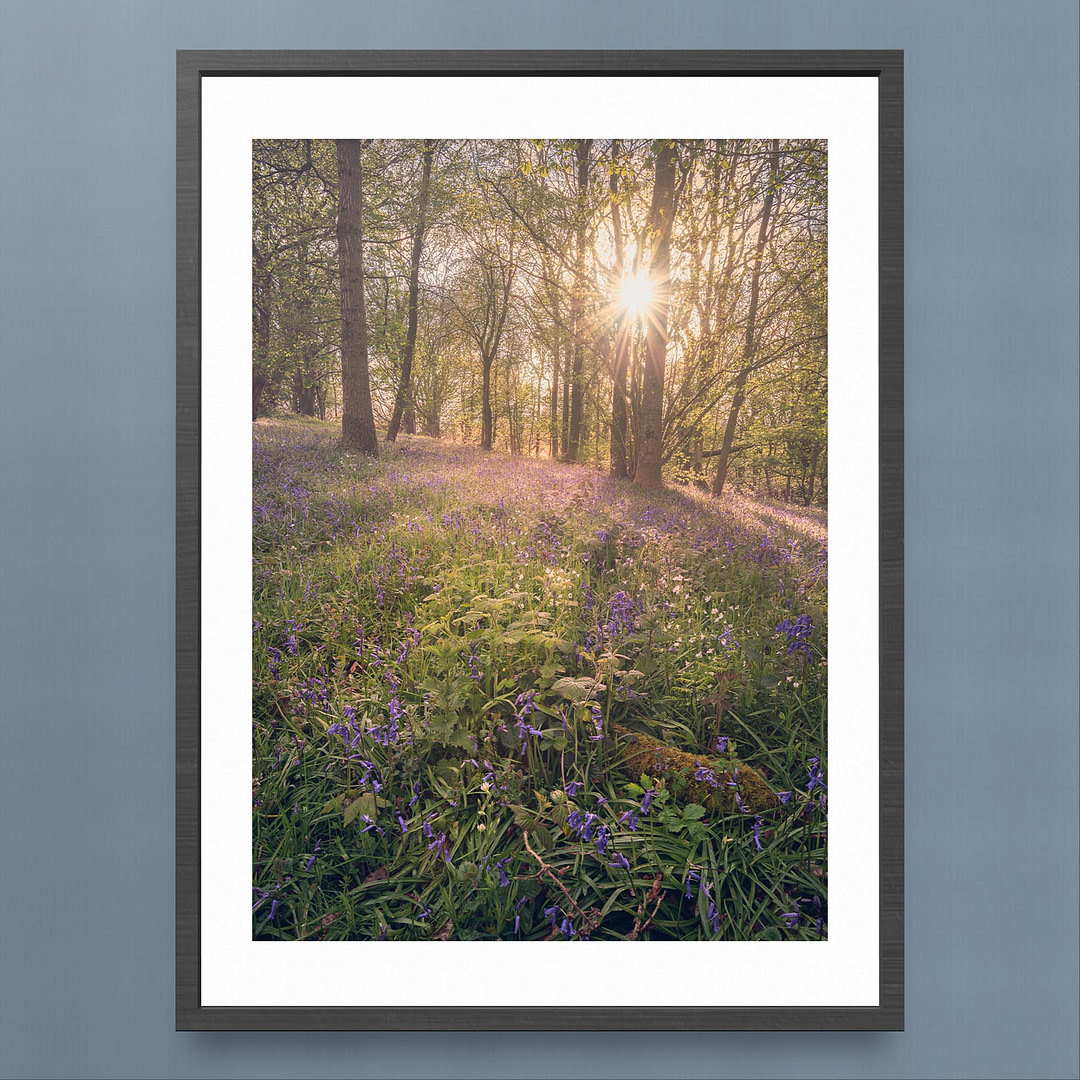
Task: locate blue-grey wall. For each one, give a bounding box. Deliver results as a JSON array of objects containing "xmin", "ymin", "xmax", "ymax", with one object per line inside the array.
[{"xmin": 1, "ymin": 3, "xmax": 1076, "ymax": 1078}]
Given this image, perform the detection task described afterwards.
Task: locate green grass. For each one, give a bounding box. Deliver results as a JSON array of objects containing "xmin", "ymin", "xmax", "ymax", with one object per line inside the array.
[{"xmin": 252, "ymin": 416, "xmax": 827, "ymax": 941}]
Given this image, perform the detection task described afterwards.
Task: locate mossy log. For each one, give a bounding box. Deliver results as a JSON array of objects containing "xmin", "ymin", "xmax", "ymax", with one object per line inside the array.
[{"xmin": 612, "ymin": 723, "xmax": 777, "ymax": 813}]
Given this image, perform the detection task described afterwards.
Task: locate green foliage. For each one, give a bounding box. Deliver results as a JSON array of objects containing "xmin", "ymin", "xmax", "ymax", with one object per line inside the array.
[{"xmin": 252, "ymin": 420, "xmax": 828, "ymax": 942}]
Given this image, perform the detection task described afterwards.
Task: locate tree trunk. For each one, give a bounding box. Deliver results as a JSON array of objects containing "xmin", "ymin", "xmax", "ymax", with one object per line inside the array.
[
  {"xmin": 805, "ymin": 444, "xmax": 821, "ymax": 507},
  {"xmin": 566, "ymin": 139, "xmax": 592, "ymax": 462},
  {"xmin": 609, "ymin": 139, "xmax": 630, "ymax": 479},
  {"xmin": 480, "ymin": 355, "xmax": 494, "ymax": 450},
  {"xmin": 549, "ymin": 344, "xmax": 559, "ymax": 458},
  {"xmin": 252, "ymin": 257, "xmax": 272, "ymax": 421},
  {"xmin": 387, "ymin": 140, "xmax": 435, "ymax": 442},
  {"xmin": 633, "ymin": 142, "xmax": 678, "ymax": 489},
  {"xmin": 561, "ymin": 347, "xmax": 571, "ymax": 458},
  {"xmin": 712, "ymin": 140, "xmax": 778, "ymax": 497},
  {"xmin": 252, "ymin": 372, "xmax": 268, "ymax": 423},
  {"xmin": 335, "ymin": 139, "xmax": 379, "ymax": 455}
]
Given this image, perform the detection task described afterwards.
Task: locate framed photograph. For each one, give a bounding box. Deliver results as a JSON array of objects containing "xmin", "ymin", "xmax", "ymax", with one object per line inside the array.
[{"xmin": 177, "ymin": 50, "xmax": 903, "ymax": 1030}]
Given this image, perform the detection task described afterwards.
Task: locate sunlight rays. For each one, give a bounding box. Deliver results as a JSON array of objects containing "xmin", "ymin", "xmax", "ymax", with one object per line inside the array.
[{"xmin": 617, "ymin": 268, "xmax": 655, "ymax": 321}]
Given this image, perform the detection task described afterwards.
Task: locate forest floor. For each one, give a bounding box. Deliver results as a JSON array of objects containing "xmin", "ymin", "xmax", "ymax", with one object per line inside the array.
[{"xmin": 252, "ymin": 415, "xmax": 828, "ymax": 941}]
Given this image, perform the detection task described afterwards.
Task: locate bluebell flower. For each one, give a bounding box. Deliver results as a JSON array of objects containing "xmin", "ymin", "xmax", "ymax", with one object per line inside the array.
[
  {"xmin": 428, "ymin": 832, "xmax": 452, "ymax": 863},
  {"xmin": 752, "ymin": 815, "xmax": 763, "ymax": 850},
  {"xmin": 269, "ymin": 899, "xmax": 279, "ymax": 921},
  {"xmin": 619, "ymin": 810, "xmax": 639, "ymax": 832},
  {"xmin": 781, "ymin": 911, "xmax": 800, "ymax": 930},
  {"xmin": 609, "ymin": 852, "xmax": 630, "ymax": 870},
  {"xmin": 559, "ymin": 916, "xmax": 575, "ymax": 939},
  {"xmin": 564, "ymin": 781, "xmax": 583, "ymax": 798},
  {"xmin": 641, "ymin": 790, "xmax": 654, "ymax": 813},
  {"xmin": 685, "ymin": 870, "xmax": 701, "ymax": 899},
  {"xmin": 693, "ymin": 766, "xmax": 719, "ymax": 788},
  {"xmin": 397, "ymin": 814, "xmax": 408, "ymax": 834},
  {"xmin": 777, "ymin": 791, "xmax": 793, "ymax": 805},
  {"xmin": 707, "ymin": 900, "xmax": 720, "ymax": 934},
  {"xmin": 716, "ymin": 735, "xmax": 729, "ymax": 753}
]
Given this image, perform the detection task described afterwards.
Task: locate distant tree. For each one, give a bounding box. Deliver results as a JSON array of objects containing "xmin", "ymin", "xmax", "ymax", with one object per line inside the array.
[{"xmin": 387, "ymin": 140, "xmax": 437, "ymax": 442}]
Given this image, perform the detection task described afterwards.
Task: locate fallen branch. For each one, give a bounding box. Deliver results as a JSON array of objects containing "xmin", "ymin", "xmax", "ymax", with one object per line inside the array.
[
  {"xmin": 522, "ymin": 830, "xmax": 601, "ymax": 939},
  {"xmin": 629, "ymin": 873, "xmax": 665, "ymax": 941}
]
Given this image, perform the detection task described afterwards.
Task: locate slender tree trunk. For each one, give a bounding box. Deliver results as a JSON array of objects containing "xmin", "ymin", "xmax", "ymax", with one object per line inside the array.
[
  {"xmin": 634, "ymin": 142, "xmax": 678, "ymax": 489},
  {"xmin": 609, "ymin": 140, "xmax": 630, "ymax": 479},
  {"xmin": 335, "ymin": 139, "xmax": 378, "ymax": 455},
  {"xmin": 712, "ymin": 140, "xmax": 779, "ymax": 497},
  {"xmin": 561, "ymin": 348, "xmax": 571, "ymax": 457},
  {"xmin": 805, "ymin": 444, "xmax": 821, "ymax": 507},
  {"xmin": 387, "ymin": 140, "xmax": 435, "ymax": 442},
  {"xmin": 531, "ymin": 350, "xmax": 542, "ymax": 456},
  {"xmin": 252, "ymin": 372, "xmax": 268, "ymax": 422},
  {"xmin": 566, "ymin": 139, "xmax": 592, "ymax": 462},
  {"xmin": 480, "ymin": 356, "xmax": 494, "ymax": 450},
  {"xmin": 252, "ymin": 256, "xmax": 272, "ymax": 421},
  {"xmin": 549, "ymin": 344, "xmax": 560, "ymax": 458}
]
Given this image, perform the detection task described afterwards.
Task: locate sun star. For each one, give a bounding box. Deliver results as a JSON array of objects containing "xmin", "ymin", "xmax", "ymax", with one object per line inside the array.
[{"xmin": 618, "ymin": 268, "xmax": 654, "ymax": 319}]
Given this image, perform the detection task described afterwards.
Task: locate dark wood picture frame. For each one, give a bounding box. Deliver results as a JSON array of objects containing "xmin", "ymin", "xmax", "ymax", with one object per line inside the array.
[{"xmin": 177, "ymin": 49, "xmax": 903, "ymax": 1031}]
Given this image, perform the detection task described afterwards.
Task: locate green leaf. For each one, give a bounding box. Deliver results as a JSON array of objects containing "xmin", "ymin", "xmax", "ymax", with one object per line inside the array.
[
  {"xmin": 551, "ymin": 676, "xmax": 591, "ymax": 701},
  {"xmin": 683, "ymin": 804, "xmax": 706, "ymax": 821},
  {"xmin": 343, "ymin": 792, "xmax": 376, "ymax": 826}
]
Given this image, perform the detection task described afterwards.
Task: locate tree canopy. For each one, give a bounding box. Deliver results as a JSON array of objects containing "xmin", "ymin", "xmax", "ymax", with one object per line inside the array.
[{"xmin": 252, "ymin": 138, "xmax": 827, "ymax": 504}]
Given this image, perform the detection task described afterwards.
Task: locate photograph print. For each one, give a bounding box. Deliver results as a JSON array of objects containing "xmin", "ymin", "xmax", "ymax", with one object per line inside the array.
[{"xmin": 250, "ymin": 135, "xmax": 829, "ymax": 944}]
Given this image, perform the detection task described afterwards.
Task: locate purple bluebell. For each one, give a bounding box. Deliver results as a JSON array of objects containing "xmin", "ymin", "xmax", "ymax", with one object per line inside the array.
[
  {"xmin": 564, "ymin": 781, "xmax": 583, "ymax": 798},
  {"xmin": 609, "ymin": 852, "xmax": 630, "ymax": 870},
  {"xmin": 619, "ymin": 810, "xmax": 639, "ymax": 832},
  {"xmin": 428, "ymin": 832, "xmax": 452, "ymax": 863},
  {"xmin": 693, "ymin": 766, "xmax": 719, "ymax": 788},
  {"xmin": 752, "ymin": 816, "xmax": 763, "ymax": 850},
  {"xmin": 707, "ymin": 900, "xmax": 720, "ymax": 933}
]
